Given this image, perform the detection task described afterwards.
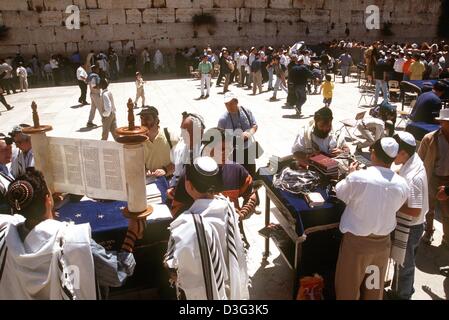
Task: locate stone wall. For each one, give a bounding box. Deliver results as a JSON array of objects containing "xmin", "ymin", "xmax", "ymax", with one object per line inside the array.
[{"xmin": 0, "ymin": 0, "xmax": 442, "ymax": 58}]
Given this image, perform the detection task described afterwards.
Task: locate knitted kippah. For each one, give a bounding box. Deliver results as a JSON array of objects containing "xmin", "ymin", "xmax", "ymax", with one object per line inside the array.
[{"xmin": 7, "ymin": 180, "xmax": 34, "ymax": 212}]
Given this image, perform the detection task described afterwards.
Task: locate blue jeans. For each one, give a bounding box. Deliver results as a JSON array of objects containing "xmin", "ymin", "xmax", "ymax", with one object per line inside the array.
[
  {"xmin": 374, "ymin": 79, "xmax": 389, "ymax": 106},
  {"xmin": 294, "ymin": 85, "xmax": 307, "ymax": 114},
  {"xmin": 341, "ymin": 66, "xmax": 350, "ymax": 82},
  {"xmin": 392, "ymin": 223, "xmax": 424, "ymax": 299}
]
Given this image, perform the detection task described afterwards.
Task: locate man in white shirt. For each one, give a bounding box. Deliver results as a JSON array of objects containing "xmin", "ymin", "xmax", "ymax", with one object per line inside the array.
[
  {"xmin": 49, "ymin": 55, "xmax": 60, "ymax": 86},
  {"xmin": 100, "ymin": 79, "xmax": 118, "ymax": 141},
  {"xmin": 9, "ymin": 126, "xmax": 35, "ymax": 179},
  {"xmin": 356, "ymin": 118, "xmax": 393, "ymax": 150},
  {"xmin": 237, "ymin": 51, "xmax": 248, "ymax": 87},
  {"xmin": 393, "ymin": 51, "xmax": 406, "ymax": 81},
  {"xmin": 292, "ymin": 107, "xmax": 349, "ymax": 167},
  {"xmin": 76, "ymin": 64, "xmax": 88, "ymax": 105},
  {"xmin": 388, "ymin": 132, "xmax": 428, "ymax": 300},
  {"xmin": 335, "ymin": 137, "xmax": 409, "ymax": 300},
  {"xmin": 16, "ymin": 62, "xmax": 28, "ymax": 92},
  {"xmin": 142, "ymin": 47, "xmax": 151, "ymax": 75},
  {"xmin": 247, "ymin": 47, "xmax": 257, "ymax": 89}
]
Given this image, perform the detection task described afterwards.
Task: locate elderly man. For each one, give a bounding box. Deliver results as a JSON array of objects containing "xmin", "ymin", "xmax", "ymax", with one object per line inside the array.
[
  {"xmin": 9, "ymin": 126, "xmax": 34, "ymax": 178},
  {"xmin": 292, "ymin": 107, "xmax": 349, "ymax": 167},
  {"xmin": 217, "ymin": 92, "xmax": 259, "ymax": 177},
  {"xmin": 419, "ymin": 109, "xmax": 449, "ymax": 249},
  {"xmin": 168, "ymin": 111, "xmax": 205, "ymax": 197},
  {"xmin": 389, "ymin": 132, "xmax": 428, "ymax": 300},
  {"xmin": 139, "ymin": 106, "xmax": 178, "ymax": 179},
  {"xmin": 0, "ymin": 136, "xmax": 13, "ymax": 214},
  {"xmin": 335, "ymin": 138, "xmax": 409, "ymax": 300}
]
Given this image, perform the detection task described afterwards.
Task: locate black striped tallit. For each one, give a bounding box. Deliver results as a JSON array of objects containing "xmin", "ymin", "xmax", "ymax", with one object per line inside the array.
[
  {"xmin": 191, "ymin": 213, "xmax": 214, "ymax": 300},
  {"xmin": 225, "ymin": 202, "xmax": 239, "ymax": 262},
  {"xmin": 57, "ymin": 249, "xmax": 74, "ymax": 300},
  {"xmin": 0, "ymin": 225, "xmax": 8, "ymax": 284},
  {"xmin": 209, "ymin": 231, "xmax": 225, "ymax": 292}
]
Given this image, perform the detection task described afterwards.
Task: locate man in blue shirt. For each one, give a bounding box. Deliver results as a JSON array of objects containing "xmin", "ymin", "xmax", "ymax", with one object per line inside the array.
[
  {"xmin": 217, "ymin": 92, "xmax": 258, "ymax": 177},
  {"xmin": 409, "ymin": 81, "xmax": 447, "ymax": 124}
]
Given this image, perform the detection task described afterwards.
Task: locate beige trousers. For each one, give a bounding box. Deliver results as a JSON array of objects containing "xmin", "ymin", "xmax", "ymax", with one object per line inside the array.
[
  {"xmin": 135, "ymin": 87, "xmax": 145, "ymax": 107},
  {"xmin": 101, "ymin": 113, "xmax": 118, "ymax": 141},
  {"xmin": 335, "ymin": 232, "xmax": 391, "ymax": 300},
  {"xmin": 252, "ymin": 71, "xmax": 262, "ymax": 94}
]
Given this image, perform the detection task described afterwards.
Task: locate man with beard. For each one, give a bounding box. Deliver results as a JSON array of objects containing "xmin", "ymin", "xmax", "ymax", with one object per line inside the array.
[{"xmin": 292, "ymin": 107, "xmax": 349, "ymax": 167}]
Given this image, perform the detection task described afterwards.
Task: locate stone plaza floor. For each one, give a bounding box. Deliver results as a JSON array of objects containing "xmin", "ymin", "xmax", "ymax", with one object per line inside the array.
[{"xmin": 0, "ymin": 74, "xmax": 448, "ymax": 300}]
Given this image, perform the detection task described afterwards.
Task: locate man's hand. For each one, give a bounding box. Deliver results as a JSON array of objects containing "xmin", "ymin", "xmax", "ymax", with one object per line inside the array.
[
  {"xmin": 166, "ymin": 187, "xmax": 175, "ymax": 200},
  {"xmin": 330, "ymin": 148, "xmax": 344, "ymax": 157},
  {"xmin": 241, "ymin": 131, "xmax": 252, "ymax": 141},
  {"xmin": 147, "ymin": 169, "xmax": 166, "ymax": 177},
  {"xmin": 236, "ymin": 209, "xmax": 246, "ymax": 221},
  {"xmin": 437, "ymin": 186, "xmax": 449, "ymax": 201},
  {"xmin": 349, "ymin": 161, "xmax": 360, "ymax": 173}
]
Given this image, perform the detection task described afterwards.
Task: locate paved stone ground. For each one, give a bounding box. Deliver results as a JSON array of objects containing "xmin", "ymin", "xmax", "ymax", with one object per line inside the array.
[{"xmin": 1, "ymin": 74, "xmax": 448, "ymax": 300}]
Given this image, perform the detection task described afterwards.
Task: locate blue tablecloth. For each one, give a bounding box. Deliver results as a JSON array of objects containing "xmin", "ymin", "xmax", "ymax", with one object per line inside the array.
[
  {"xmin": 406, "ymin": 122, "xmax": 440, "ymax": 141},
  {"xmin": 407, "ymin": 80, "xmax": 437, "ymax": 91},
  {"xmin": 56, "ymin": 177, "xmax": 169, "ymax": 236},
  {"xmin": 261, "ymin": 174, "xmax": 344, "ymax": 236}
]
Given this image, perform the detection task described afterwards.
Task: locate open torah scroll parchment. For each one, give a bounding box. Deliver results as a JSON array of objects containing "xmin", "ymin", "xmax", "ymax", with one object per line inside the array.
[{"xmin": 48, "ymin": 137, "xmax": 127, "ymax": 201}]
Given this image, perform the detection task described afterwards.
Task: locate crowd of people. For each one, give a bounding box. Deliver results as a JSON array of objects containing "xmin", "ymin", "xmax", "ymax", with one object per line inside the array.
[{"xmin": 0, "ymin": 38, "xmax": 449, "ymax": 300}]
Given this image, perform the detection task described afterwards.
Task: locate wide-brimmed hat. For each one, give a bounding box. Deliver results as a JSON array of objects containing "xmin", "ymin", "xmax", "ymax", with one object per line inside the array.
[{"xmin": 436, "ymin": 108, "xmax": 449, "ymax": 122}]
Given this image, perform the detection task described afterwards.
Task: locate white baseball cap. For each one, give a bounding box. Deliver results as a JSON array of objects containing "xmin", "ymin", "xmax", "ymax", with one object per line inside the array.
[
  {"xmin": 380, "ymin": 137, "xmax": 399, "ymax": 158},
  {"xmin": 224, "ymin": 92, "xmax": 237, "ymax": 104}
]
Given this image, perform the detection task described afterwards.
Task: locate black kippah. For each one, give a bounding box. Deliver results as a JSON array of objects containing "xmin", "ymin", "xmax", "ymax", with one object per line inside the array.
[
  {"xmin": 7, "ymin": 180, "xmax": 34, "ymax": 212},
  {"xmin": 315, "ymin": 107, "xmax": 333, "ymax": 120}
]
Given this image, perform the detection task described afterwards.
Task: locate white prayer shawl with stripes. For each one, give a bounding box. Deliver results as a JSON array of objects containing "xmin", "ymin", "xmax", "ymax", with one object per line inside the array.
[
  {"xmin": 165, "ymin": 196, "xmax": 249, "ymax": 300},
  {"xmin": 0, "ymin": 215, "xmax": 96, "ymax": 300},
  {"xmin": 390, "ymin": 154, "xmax": 428, "ymax": 266}
]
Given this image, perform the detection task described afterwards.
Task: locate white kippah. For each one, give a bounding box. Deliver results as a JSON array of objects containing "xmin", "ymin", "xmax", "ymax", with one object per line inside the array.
[
  {"xmin": 381, "ymin": 137, "xmax": 399, "ymax": 158},
  {"xmin": 194, "ymin": 156, "xmax": 219, "ymax": 177},
  {"xmin": 396, "ymin": 131, "xmax": 416, "ymax": 147}
]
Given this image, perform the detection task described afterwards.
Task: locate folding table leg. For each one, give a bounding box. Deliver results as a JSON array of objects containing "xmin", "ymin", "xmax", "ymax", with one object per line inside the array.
[{"xmin": 264, "ymin": 193, "xmax": 270, "ymax": 259}]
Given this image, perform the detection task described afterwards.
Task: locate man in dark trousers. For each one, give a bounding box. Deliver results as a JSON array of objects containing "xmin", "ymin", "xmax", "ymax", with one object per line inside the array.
[
  {"xmin": 76, "ymin": 64, "xmax": 89, "ymax": 105},
  {"xmin": 289, "ymin": 55, "xmax": 316, "ymax": 116}
]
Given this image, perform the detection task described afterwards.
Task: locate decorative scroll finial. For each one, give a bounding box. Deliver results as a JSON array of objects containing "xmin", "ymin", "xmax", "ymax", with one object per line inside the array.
[
  {"xmin": 31, "ymin": 101, "xmax": 40, "ymax": 128},
  {"xmin": 127, "ymin": 98, "xmax": 135, "ymax": 131}
]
